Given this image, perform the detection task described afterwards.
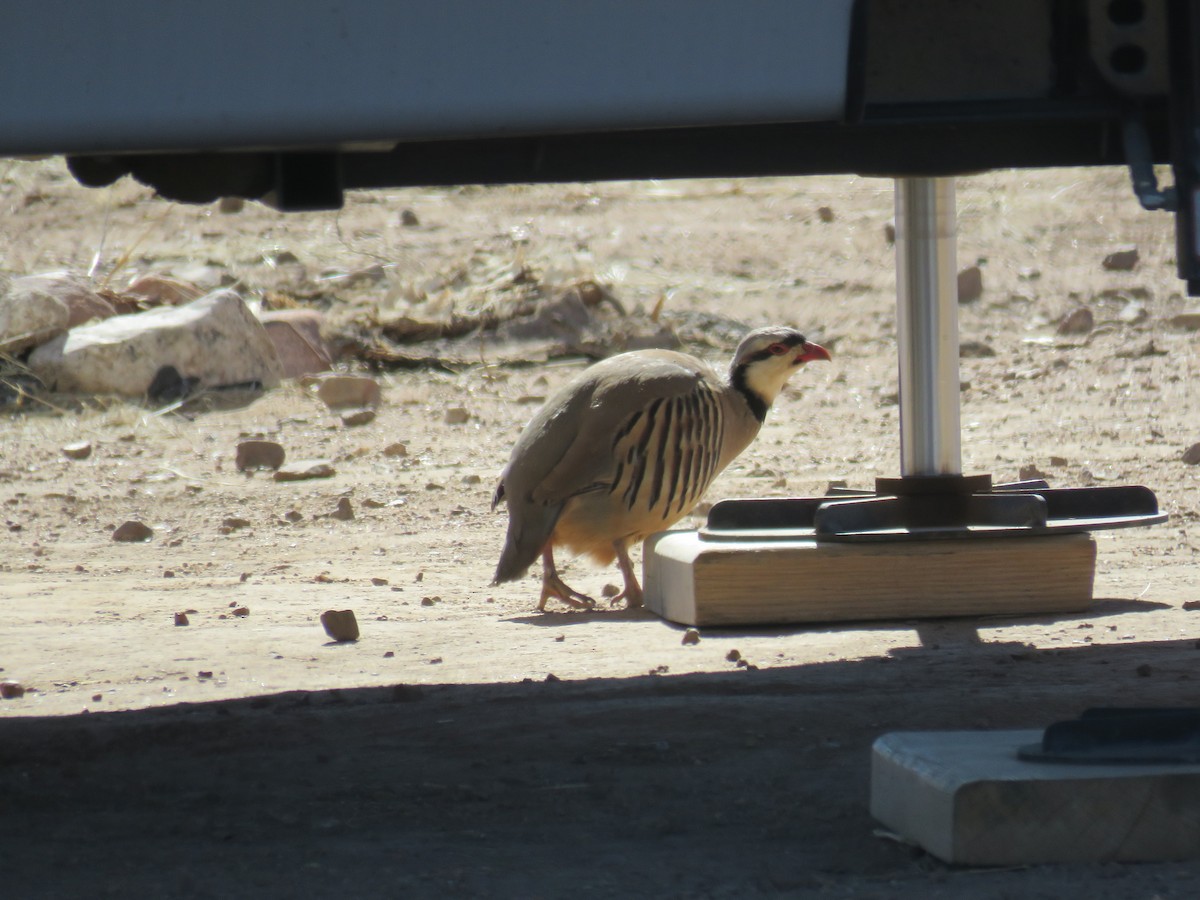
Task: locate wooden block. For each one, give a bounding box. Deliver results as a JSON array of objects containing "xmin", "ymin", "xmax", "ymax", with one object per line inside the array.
[
  {"xmin": 871, "ymin": 730, "xmax": 1200, "ymax": 865},
  {"xmin": 643, "ymin": 531, "xmax": 1095, "ymax": 627}
]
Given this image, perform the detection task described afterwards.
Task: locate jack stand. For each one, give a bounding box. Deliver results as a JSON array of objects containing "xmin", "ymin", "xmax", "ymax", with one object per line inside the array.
[{"xmin": 644, "ymin": 177, "xmax": 1165, "ymax": 627}]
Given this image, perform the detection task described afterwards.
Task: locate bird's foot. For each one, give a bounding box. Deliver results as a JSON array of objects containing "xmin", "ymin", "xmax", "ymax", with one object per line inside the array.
[
  {"xmin": 537, "ymin": 575, "xmax": 596, "ymax": 612},
  {"xmin": 609, "ymin": 584, "xmax": 644, "ymax": 609}
]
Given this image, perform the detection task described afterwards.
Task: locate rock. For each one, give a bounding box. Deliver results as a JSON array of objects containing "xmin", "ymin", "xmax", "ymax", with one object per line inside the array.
[
  {"xmin": 220, "ymin": 516, "xmax": 251, "ymax": 532},
  {"xmin": 312, "ymin": 374, "xmax": 381, "ymax": 410},
  {"xmin": 112, "ymin": 520, "xmax": 153, "ymax": 542},
  {"xmin": 1, "ymin": 680, "xmax": 26, "ymax": 699},
  {"xmin": 236, "ymin": 440, "xmax": 285, "ymax": 471},
  {"xmin": 125, "ymin": 274, "xmax": 204, "ymax": 306},
  {"xmin": 444, "ymin": 407, "xmax": 470, "ymax": 425},
  {"xmin": 682, "ymin": 628, "xmax": 701, "ymax": 645},
  {"xmin": 0, "ymin": 271, "xmax": 78, "ymax": 353},
  {"xmin": 1102, "ymin": 245, "xmax": 1140, "ymax": 271},
  {"xmin": 1183, "ymin": 443, "xmax": 1200, "ymax": 465},
  {"xmin": 62, "ymin": 441, "xmax": 93, "ymax": 460},
  {"xmin": 340, "ymin": 408, "xmax": 376, "ymax": 427},
  {"xmin": 174, "ymin": 612, "xmax": 190, "ymax": 626},
  {"xmin": 817, "ymin": 205, "xmax": 835, "ymax": 223},
  {"xmin": 726, "ymin": 649, "xmax": 742, "ymax": 662},
  {"xmin": 1019, "ymin": 464, "xmax": 1049, "ymax": 481},
  {"xmin": 320, "ymin": 609, "xmax": 360, "ymax": 642},
  {"xmin": 232, "ymin": 607, "xmax": 250, "ymax": 617},
  {"xmin": 218, "ymin": 196, "xmax": 244, "ymax": 214},
  {"xmin": 1170, "ymin": 311, "xmax": 1200, "ymax": 330},
  {"xmin": 959, "ymin": 340, "xmax": 995, "ymax": 358},
  {"xmin": 400, "ymin": 209, "xmax": 420, "ymax": 227},
  {"xmin": 331, "ymin": 497, "xmax": 354, "ymax": 520},
  {"xmin": 27, "ymin": 290, "xmax": 283, "ymax": 398},
  {"xmin": 258, "ymin": 309, "xmax": 332, "ymax": 379},
  {"xmin": 274, "ymin": 459, "xmax": 336, "ymax": 482},
  {"xmin": 382, "ymin": 442, "xmax": 408, "ymax": 458},
  {"xmin": 1119, "ymin": 302, "xmax": 1148, "ymax": 325},
  {"xmin": 884, "ymin": 221, "xmax": 896, "ymax": 244},
  {"xmin": 957, "ymin": 265, "xmax": 984, "ymax": 303},
  {"xmin": 1049, "ymin": 455, "xmax": 1069, "ymax": 467},
  {"xmin": 1057, "ymin": 307, "xmax": 1095, "ymax": 335}
]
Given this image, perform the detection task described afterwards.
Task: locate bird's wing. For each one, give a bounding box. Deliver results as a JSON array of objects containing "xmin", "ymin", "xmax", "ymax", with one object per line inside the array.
[{"xmin": 524, "ymin": 354, "xmax": 712, "ymax": 507}]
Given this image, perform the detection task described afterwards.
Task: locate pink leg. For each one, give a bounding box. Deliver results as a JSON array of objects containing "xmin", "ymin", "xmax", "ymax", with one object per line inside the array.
[{"xmin": 537, "ymin": 545, "xmax": 595, "ymax": 611}]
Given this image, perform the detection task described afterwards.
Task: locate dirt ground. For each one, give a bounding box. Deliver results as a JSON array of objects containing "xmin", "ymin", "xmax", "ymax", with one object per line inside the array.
[{"xmin": 2, "ymin": 158, "xmax": 1200, "ymax": 898}]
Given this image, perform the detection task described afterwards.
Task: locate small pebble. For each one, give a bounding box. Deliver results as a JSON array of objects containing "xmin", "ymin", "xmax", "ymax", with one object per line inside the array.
[
  {"xmin": 444, "ymin": 407, "xmax": 470, "ymax": 425},
  {"xmin": 235, "ymin": 440, "xmax": 285, "ymax": 471},
  {"xmin": 174, "ymin": 612, "xmax": 190, "ymax": 626},
  {"xmin": 1102, "ymin": 245, "xmax": 1139, "ymax": 271},
  {"xmin": 382, "ymin": 442, "xmax": 408, "ymax": 458},
  {"xmin": 112, "ymin": 520, "xmax": 153, "ymax": 542},
  {"xmin": 371, "ymin": 577, "xmax": 389, "ymax": 586},
  {"xmin": 816, "ymin": 205, "xmax": 835, "ymax": 223},
  {"xmin": 274, "ymin": 459, "xmax": 336, "ymax": 482},
  {"xmin": 1057, "ymin": 307, "xmax": 1095, "ymax": 335},
  {"xmin": 682, "ymin": 628, "xmax": 701, "ymax": 646},
  {"xmin": 331, "ymin": 497, "xmax": 354, "ymax": 520},
  {"xmin": 1, "ymin": 680, "xmax": 26, "ymax": 699},
  {"xmin": 314, "ymin": 375, "xmax": 381, "ymax": 411},
  {"xmin": 1182, "ymin": 443, "xmax": 1200, "ymax": 465},
  {"xmin": 62, "ymin": 441, "xmax": 93, "ymax": 460},
  {"xmin": 340, "ymin": 408, "xmax": 376, "ymax": 427},
  {"xmin": 726, "ymin": 649, "xmax": 742, "ymax": 662},
  {"xmin": 232, "ymin": 607, "xmax": 250, "ymax": 617},
  {"xmin": 957, "ymin": 265, "xmax": 984, "ymax": 303},
  {"xmin": 400, "ymin": 209, "xmax": 420, "ymax": 227}
]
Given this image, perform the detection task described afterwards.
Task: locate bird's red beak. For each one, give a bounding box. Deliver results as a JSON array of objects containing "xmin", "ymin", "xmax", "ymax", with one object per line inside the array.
[{"xmin": 796, "ymin": 341, "xmax": 832, "ymax": 365}]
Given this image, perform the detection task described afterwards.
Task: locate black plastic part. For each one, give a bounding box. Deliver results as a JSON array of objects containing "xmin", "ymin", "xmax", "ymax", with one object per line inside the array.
[
  {"xmin": 1018, "ymin": 708, "xmax": 1200, "ymax": 764},
  {"xmin": 702, "ymin": 480, "xmax": 1165, "ymax": 542}
]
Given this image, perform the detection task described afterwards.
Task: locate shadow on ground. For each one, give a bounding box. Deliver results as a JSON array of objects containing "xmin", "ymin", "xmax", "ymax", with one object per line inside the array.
[{"xmin": 4, "ymin": 635, "xmax": 1199, "ymax": 899}]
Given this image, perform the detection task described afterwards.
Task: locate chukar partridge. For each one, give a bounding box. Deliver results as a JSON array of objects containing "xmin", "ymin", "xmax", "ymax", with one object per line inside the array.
[{"xmin": 492, "ymin": 326, "xmax": 830, "ymax": 610}]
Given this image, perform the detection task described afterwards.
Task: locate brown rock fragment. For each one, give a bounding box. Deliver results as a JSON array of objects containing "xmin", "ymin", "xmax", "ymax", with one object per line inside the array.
[
  {"xmin": 340, "ymin": 408, "xmax": 376, "ymax": 427},
  {"xmin": 957, "ymin": 265, "xmax": 984, "ymax": 303},
  {"xmin": 1182, "ymin": 443, "xmax": 1200, "ymax": 465},
  {"xmin": 331, "ymin": 497, "xmax": 354, "ymax": 520},
  {"xmin": 314, "ymin": 375, "xmax": 381, "ymax": 410},
  {"xmin": 321, "ymin": 609, "xmax": 360, "ymax": 642},
  {"xmin": 1057, "ymin": 307, "xmax": 1095, "ymax": 335},
  {"xmin": 1102, "ymin": 246, "xmax": 1140, "ymax": 271},
  {"xmin": 681, "ymin": 628, "xmax": 701, "ymax": 646},
  {"xmin": 236, "ymin": 440, "xmax": 285, "ymax": 472},
  {"xmin": 1, "ymin": 680, "xmax": 27, "ymax": 699},
  {"xmin": 112, "ymin": 520, "xmax": 153, "ymax": 542},
  {"xmin": 174, "ymin": 612, "xmax": 190, "ymax": 626}
]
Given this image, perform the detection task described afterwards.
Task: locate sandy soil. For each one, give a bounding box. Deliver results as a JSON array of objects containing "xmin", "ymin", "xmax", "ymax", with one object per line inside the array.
[{"xmin": 2, "ymin": 158, "xmax": 1200, "ymax": 898}]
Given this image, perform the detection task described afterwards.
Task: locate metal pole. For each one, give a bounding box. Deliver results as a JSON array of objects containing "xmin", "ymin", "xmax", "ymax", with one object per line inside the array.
[{"xmin": 895, "ymin": 177, "xmax": 962, "ymax": 477}]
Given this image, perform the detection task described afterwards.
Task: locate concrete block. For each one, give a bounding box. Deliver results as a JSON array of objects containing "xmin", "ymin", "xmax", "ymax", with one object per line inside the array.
[{"xmin": 870, "ymin": 729, "xmax": 1200, "ymax": 865}]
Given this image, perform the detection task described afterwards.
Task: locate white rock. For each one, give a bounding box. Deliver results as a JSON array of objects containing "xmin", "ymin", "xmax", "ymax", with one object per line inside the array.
[
  {"xmin": 0, "ymin": 271, "xmax": 77, "ymax": 353},
  {"xmin": 27, "ymin": 289, "xmax": 282, "ymax": 397}
]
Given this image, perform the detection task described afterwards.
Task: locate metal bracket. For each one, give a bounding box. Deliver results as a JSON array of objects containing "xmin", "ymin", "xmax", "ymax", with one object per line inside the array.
[{"xmin": 1123, "ymin": 116, "xmax": 1177, "ymax": 211}]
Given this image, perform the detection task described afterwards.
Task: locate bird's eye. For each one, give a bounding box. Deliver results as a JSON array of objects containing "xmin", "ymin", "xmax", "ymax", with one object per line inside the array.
[{"xmin": 767, "ymin": 343, "xmax": 789, "ymax": 356}]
